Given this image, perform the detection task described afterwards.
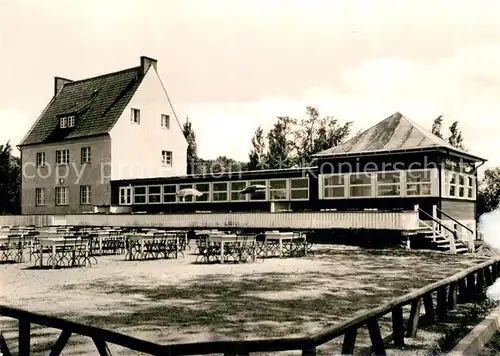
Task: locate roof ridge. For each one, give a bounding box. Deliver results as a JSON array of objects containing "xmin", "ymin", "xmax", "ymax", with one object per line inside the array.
[{"xmin": 64, "ymin": 66, "xmax": 140, "ymax": 86}]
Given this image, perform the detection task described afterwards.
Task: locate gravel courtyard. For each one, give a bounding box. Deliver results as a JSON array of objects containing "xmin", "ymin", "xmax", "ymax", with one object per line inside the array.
[{"xmin": 0, "ymin": 244, "xmax": 488, "ymax": 355}]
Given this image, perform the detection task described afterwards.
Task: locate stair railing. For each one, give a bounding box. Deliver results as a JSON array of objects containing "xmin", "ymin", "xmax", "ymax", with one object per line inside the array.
[
  {"xmin": 418, "ymin": 208, "xmax": 458, "ymax": 254},
  {"xmin": 435, "ymin": 208, "xmax": 474, "ymax": 252},
  {"xmin": 418, "ymin": 219, "xmax": 440, "ymax": 242}
]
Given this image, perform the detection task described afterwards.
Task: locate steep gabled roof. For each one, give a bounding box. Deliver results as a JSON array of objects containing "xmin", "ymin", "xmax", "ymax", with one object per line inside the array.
[
  {"xmin": 313, "ymin": 112, "xmax": 485, "ymax": 162},
  {"xmin": 19, "ymin": 66, "xmax": 143, "ymax": 146}
]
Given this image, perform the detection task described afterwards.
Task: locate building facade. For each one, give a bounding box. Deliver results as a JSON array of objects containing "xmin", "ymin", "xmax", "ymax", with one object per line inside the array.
[
  {"xmin": 109, "ymin": 112, "xmax": 485, "ymax": 236},
  {"xmin": 19, "ymin": 56, "xmax": 188, "ymax": 214}
]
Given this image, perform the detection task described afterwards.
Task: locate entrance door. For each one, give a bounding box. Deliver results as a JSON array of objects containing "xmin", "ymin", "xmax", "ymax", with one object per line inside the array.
[{"xmin": 119, "ymin": 186, "xmax": 133, "ymax": 205}]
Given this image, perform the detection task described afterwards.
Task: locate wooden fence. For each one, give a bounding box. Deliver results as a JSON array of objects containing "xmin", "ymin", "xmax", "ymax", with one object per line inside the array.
[
  {"xmin": 0, "ymin": 210, "xmax": 420, "ymax": 231},
  {"xmin": 1, "ymin": 258, "xmax": 499, "ymax": 356}
]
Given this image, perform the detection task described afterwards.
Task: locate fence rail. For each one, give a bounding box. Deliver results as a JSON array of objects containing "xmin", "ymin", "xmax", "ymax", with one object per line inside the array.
[{"xmin": 1, "ymin": 258, "xmax": 499, "ymax": 356}]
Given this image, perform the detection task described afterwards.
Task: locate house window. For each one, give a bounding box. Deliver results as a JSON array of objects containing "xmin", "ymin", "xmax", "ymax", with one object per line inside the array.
[
  {"xmin": 133, "ymin": 186, "xmax": 147, "ymax": 204},
  {"xmin": 377, "ymin": 171, "xmax": 401, "ymax": 197},
  {"xmin": 36, "ymin": 152, "xmax": 46, "ymax": 167},
  {"xmin": 60, "ymin": 117, "xmax": 67, "ymax": 128},
  {"xmin": 349, "ymin": 173, "xmax": 373, "ymax": 197},
  {"xmin": 67, "ymin": 116, "xmax": 75, "ymax": 127},
  {"xmin": 406, "ymin": 170, "xmax": 432, "ymax": 196},
  {"xmin": 230, "ymin": 181, "xmax": 247, "ymax": 201},
  {"xmin": 322, "ymin": 174, "xmax": 345, "ymax": 199},
  {"xmin": 161, "ymin": 114, "xmax": 170, "ymax": 129},
  {"xmin": 56, "ymin": 149, "xmax": 69, "ymax": 165},
  {"xmin": 163, "ymin": 184, "xmax": 177, "ymax": 203},
  {"xmin": 148, "ymin": 185, "xmax": 162, "ymax": 203},
  {"xmin": 55, "ymin": 187, "xmax": 68, "ymax": 205},
  {"xmin": 81, "ymin": 147, "xmax": 91, "ymax": 163},
  {"xmin": 35, "ymin": 188, "xmax": 46, "ymax": 206},
  {"xmin": 195, "ymin": 183, "xmax": 210, "ymax": 202},
  {"xmin": 80, "ymin": 185, "xmax": 91, "ymax": 205},
  {"xmin": 249, "ymin": 180, "xmax": 267, "ymax": 201},
  {"xmin": 162, "ymin": 150, "xmax": 172, "ymax": 166},
  {"xmin": 269, "ymin": 179, "xmax": 288, "ymax": 200},
  {"xmin": 178, "ymin": 183, "xmax": 193, "ymax": 202},
  {"xmin": 290, "ymin": 177, "xmax": 309, "ymax": 200},
  {"xmin": 212, "ymin": 182, "xmax": 228, "ymax": 202},
  {"xmin": 131, "ymin": 108, "xmax": 140, "ymax": 124}
]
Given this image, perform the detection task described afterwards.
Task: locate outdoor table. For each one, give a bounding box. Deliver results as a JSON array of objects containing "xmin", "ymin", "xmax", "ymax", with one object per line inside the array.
[
  {"xmin": 125, "ymin": 233, "xmax": 179, "ymax": 260},
  {"xmin": 264, "ymin": 231, "xmax": 301, "ymax": 258},
  {"xmin": 37, "ymin": 237, "xmax": 89, "ymax": 269},
  {"xmin": 0, "ymin": 234, "xmax": 31, "ymax": 262},
  {"xmin": 166, "ymin": 230, "xmax": 188, "ymax": 246},
  {"xmin": 208, "ymin": 234, "xmax": 257, "ymax": 263}
]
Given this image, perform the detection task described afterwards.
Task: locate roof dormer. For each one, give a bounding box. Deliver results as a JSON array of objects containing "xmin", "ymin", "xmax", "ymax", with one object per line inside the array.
[{"xmin": 58, "ymin": 115, "xmax": 75, "ymax": 129}]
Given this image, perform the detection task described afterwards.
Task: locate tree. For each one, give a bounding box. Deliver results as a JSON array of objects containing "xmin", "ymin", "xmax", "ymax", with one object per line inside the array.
[
  {"xmin": 201, "ymin": 156, "xmax": 246, "ymax": 174},
  {"xmin": 182, "ymin": 117, "xmax": 200, "ymax": 174},
  {"xmin": 430, "ymin": 116, "xmax": 465, "ymax": 150},
  {"xmin": 0, "ymin": 142, "xmax": 20, "ymax": 214},
  {"xmin": 293, "ymin": 106, "xmax": 352, "ymax": 166},
  {"xmin": 477, "ymin": 167, "xmax": 500, "ymax": 217},
  {"xmin": 431, "ymin": 115, "xmax": 444, "ymax": 139},
  {"xmin": 248, "ymin": 126, "xmax": 267, "ymax": 170},
  {"xmin": 266, "ymin": 116, "xmax": 296, "ymax": 169},
  {"xmin": 448, "ymin": 121, "xmax": 465, "ymax": 150}
]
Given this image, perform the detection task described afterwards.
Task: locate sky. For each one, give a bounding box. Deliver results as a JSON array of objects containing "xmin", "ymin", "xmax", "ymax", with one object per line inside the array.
[{"xmin": 1, "ymin": 0, "xmax": 500, "ymax": 171}]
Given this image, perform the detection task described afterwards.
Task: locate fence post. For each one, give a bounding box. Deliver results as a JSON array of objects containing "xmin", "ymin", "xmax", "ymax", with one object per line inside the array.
[
  {"xmin": 341, "ymin": 327, "xmax": 357, "ymax": 355},
  {"xmin": 0, "ymin": 331, "xmax": 13, "ymax": 356},
  {"xmin": 484, "ymin": 266, "xmax": 493, "ymax": 286},
  {"xmin": 467, "ymin": 273, "xmax": 476, "ymax": 300},
  {"xmin": 476, "ymin": 269, "xmax": 485, "ymax": 294},
  {"xmin": 392, "ymin": 307, "xmax": 405, "ymax": 347},
  {"xmin": 436, "ymin": 287, "xmax": 448, "ymax": 321},
  {"xmin": 406, "ymin": 298, "xmax": 422, "ymax": 337},
  {"xmin": 18, "ymin": 319, "xmax": 30, "ymax": 356},
  {"xmin": 458, "ymin": 278, "xmax": 468, "ymax": 302},
  {"xmin": 447, "ymin": 282, "xmax": 457, "ymax": 310},
  {"xmin": 423, "ymin": 294, "xmax": 436, "ymax": 325},
  {"xmin": 367, "ymin": 319, "xmax": 386, "ymax": 356}
]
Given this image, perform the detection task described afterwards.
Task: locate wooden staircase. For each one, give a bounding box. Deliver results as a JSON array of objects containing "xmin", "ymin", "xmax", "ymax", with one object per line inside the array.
[
  {"xmin": 404, "ymin": 205, "xmax": 476, "ymax": 255},
  {"xmin": 416, "ymin": 227, "xmax": 469, "ymax": 254}
]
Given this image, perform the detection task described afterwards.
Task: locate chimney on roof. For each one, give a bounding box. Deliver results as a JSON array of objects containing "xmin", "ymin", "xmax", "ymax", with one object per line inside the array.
[
  {"xmin": 54, "ymin": 77, "xmax": 73, "ymax": 96},
  {"xmin": 140, "ymin": 56, "xmax": 157, "ymax": 75}
]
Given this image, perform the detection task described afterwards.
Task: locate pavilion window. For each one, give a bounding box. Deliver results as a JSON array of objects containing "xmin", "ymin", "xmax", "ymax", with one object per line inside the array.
[
  {"xmin": 147, "ymin": 185, "xmax": 162, "ymax": 203},
  {"xmin": 322, "ymin": 174, "xmax": 345, "ymax": 199},
  {"xmin": 195, "ymin": 183, "xmax": 210, "ymax": 202},
  {"xmin": 249, "ymin": 180, "xmax": 267, "ymax": 201},
  {"xmin": 290, "ymin": 177, "xmax": 309, "ymax": 200},
  {"xmin": 133, "ymin": 186, "xmax": 147, "ymax": 204},
  {"xmin": 212, "ymin": 182, "xmax": 228, "ymax": 202},
  {"xmin": 406, "ymin": 170, "xmax": 432, "ymax": 196},
  {"xmin": 349, "ymin": 173, "xmax": 373, "ymax": 197},
  {"xmin": 178, "ymin": 183, "xmax": 193, "ymax": 202},
  {"xmin": 230, "ymin": 181, "xmax": 247, "ymax": 201},
  {"xmin": 269, "ymin": 179, "xmax": 288, "ymax": 200},
  {"xmin": 458, "ymin": 174, "xmax": 466, "ymax": 198},
  {"xmin": 444, "ymin": 171, "xmax": 456, "ymax": 197},
  {"xmin": 377, "ymin": 171, "xmax": 401, "ymax": 197},
  {"xmin": 467, "ymin": 176, "xmax": 475, "ymax": 199},
  {"xmin": 162, "ymin": 184, "xmax": 177, "ymax": 203}
]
